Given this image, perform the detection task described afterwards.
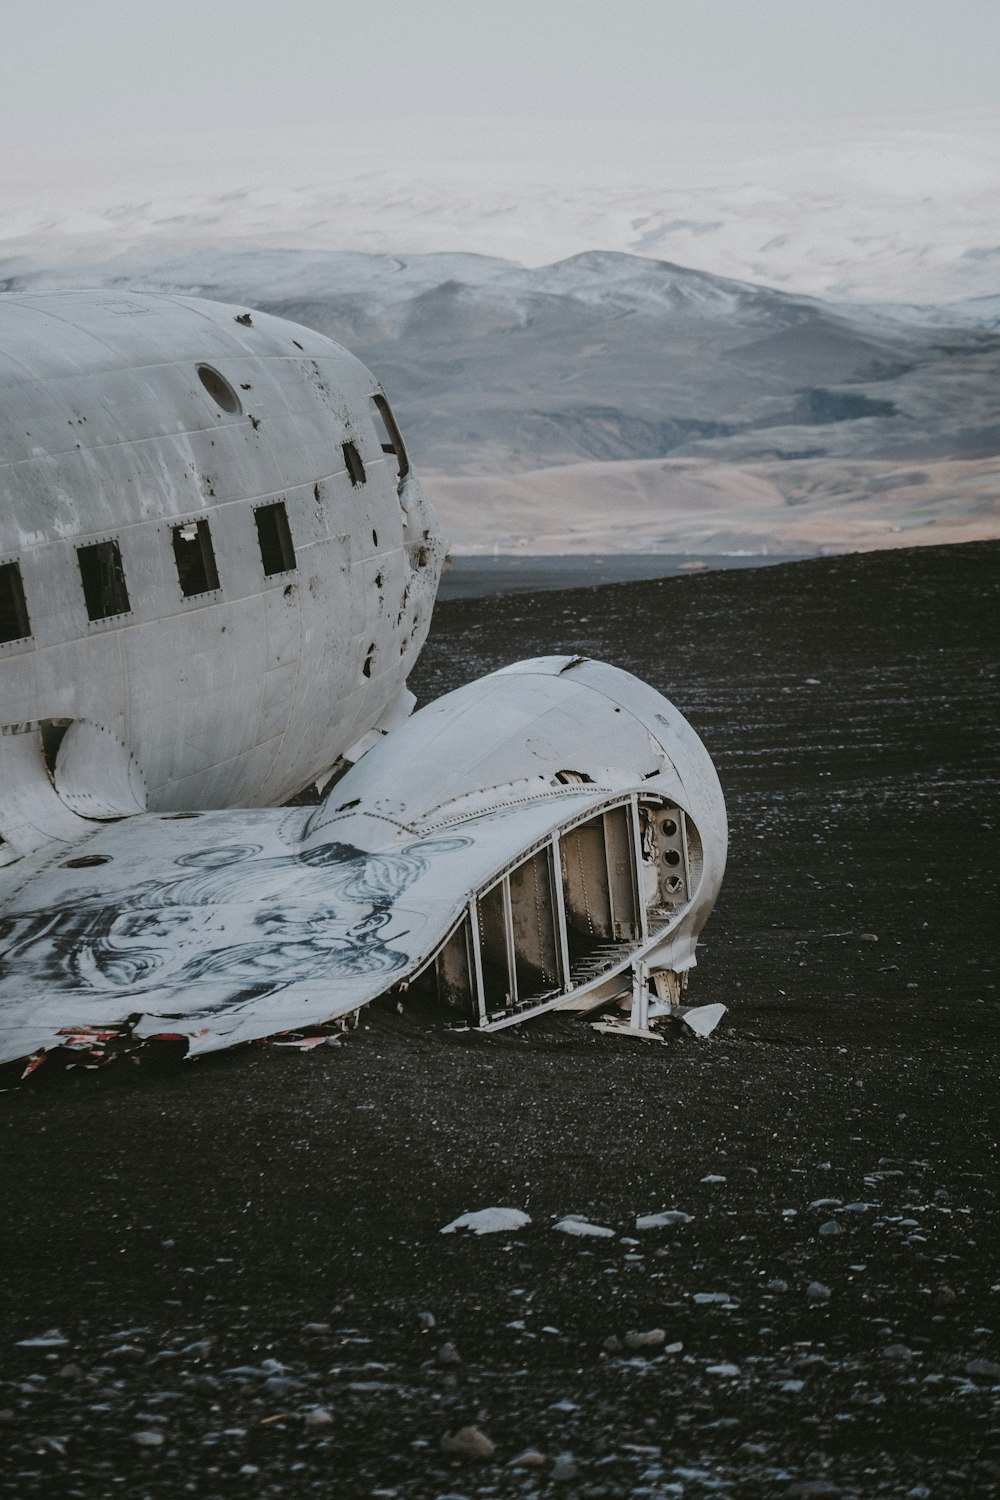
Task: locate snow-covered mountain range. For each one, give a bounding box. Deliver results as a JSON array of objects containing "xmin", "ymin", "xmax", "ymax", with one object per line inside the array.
[
  {"xmin": 2, "ymin": 108, "xmax": 997, "ymax": 555},
  {"xmin": 7, "ymin": 242, "xmax": 994, "ymax": 557},
  {"xmin": 2, "ymin": 110, "xmax": 998, "ymax": 306}
]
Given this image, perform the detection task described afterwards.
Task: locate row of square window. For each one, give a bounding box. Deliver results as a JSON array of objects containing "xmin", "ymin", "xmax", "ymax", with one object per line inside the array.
[
  {"xmin": 0, "ymin": 500, "xmax": 297, "ymax": 645},
  {"xmin": 1, "ymin": 397, "xmax": 409, "ymax": 647}
]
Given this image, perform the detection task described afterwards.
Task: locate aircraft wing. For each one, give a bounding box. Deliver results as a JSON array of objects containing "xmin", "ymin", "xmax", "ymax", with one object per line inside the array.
[{"xmin": 0, "ymin": 658, "xmax": 727, "ymax": 1073}]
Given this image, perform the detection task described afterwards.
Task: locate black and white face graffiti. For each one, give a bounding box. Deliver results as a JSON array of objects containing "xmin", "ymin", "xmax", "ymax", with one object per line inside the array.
[{"xmin": 0, "ymin": 836, "xmax": 472, "ymax": 1014}]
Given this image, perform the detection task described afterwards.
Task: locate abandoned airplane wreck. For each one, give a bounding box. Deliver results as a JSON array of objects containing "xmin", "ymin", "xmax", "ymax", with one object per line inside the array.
[{"xmin": 0, "ymin": 291, "xmax": 726, "ymax": 1076}]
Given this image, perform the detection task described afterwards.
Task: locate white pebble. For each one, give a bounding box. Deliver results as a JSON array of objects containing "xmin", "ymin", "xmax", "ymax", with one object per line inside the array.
[
  {"xmin": 440, "ymin": 1207, "xmax": 531, "ymax": 1235},
  {"xmin": 553, "ymin": 1216, "xmax": 615, "ymax": 1239},
  {"xmin": 636, "ymin": 1211, "xmax": 691, "ymax": 1230}
]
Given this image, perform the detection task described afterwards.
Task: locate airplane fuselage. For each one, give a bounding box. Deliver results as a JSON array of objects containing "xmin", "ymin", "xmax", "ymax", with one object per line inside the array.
[
  {"xmin": 0, "ymin": 290, "xmax": 727, "ymax": 1072},
  {"xmin": 0, "ymin": 290, "xmax": 443, "ymax": 854}
]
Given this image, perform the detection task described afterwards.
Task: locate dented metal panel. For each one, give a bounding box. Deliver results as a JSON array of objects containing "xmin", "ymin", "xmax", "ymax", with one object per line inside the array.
[{"xmin": 0, "ymin": 658, "xmax": 726, "ymax": 1068}]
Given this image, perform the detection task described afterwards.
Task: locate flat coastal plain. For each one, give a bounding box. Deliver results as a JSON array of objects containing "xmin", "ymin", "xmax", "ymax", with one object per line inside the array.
[{"xmin": 0, "ymin": 542, "xmax": 997, "ymax": 1499}]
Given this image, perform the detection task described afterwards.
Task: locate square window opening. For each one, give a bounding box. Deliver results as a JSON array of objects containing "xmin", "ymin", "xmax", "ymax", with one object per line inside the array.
[
  {"xmin": 342, "ymin": 440, "xmax": 366, "ymax": 488},
  {"xmin": 77, "ymin": 539, "xmax": 131, "ymax": 621},
  {"xmin": 0, "ymin": 560, "xmax": 31, "ymax": 643},
  {"xmin": 254, "ymin": 501, "xmax": 296, "ymax": 576},
  {"xmin": 171, "ymin": 518, "xmax": 220, "ymax": 597}
]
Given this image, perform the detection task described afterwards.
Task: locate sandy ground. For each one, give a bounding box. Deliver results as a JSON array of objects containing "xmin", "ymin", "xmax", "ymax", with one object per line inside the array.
[
  {"xmin": 429, "ymin": 456, "xmax": 1000, "ymax": 555},
  {"xmin": 0, "ymin": 541, "xmax": 997, "ymax": 1498}
]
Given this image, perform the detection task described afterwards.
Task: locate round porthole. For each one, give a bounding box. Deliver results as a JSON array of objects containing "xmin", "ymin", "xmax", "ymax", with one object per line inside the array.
[
  {"xmin": 197, "ymin": 365, "xmax": 241, "ymax": 415},
  {"xmin": 63, "ymin": 854, "xmax": 111, "ymax": 868}
]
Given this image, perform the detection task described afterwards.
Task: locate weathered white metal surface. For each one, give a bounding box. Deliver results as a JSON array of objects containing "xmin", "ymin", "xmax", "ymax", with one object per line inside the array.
[
  {"xmin": 0, "ymin": 658, "xmax": 726, "ymax": 1068},
  {"xmin": 0, "ymin": 290, "xmax": 443, "ymax": 846},
  {"xmin": 0, "ymin": 292, "xmax": 727, "ymax": 1070},
  {"xmin": 0, "ymin": 724, "xmax": 97, "ymax": 857}
]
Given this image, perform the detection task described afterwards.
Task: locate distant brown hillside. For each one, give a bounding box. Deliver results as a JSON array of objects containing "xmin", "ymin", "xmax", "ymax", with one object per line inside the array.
[{"xmin": 429, "ymin": 454, "xmax": 1000, "ymax": 555}]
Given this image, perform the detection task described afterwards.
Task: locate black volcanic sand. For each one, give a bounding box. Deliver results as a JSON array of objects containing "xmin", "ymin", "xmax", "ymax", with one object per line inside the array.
[{"xmin": 1, "ymin": 542, "xmax": 997, "ymax": 1499}]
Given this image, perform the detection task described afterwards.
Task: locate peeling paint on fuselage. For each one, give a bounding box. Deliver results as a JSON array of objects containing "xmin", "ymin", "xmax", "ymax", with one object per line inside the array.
[{"xmin": 0, "ymin": 290, "xmax": 444, "ymax": 838}]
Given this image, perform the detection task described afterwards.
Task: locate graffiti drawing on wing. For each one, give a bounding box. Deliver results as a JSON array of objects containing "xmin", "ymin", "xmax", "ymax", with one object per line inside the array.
[{"xmin": 0, "ymin": 837, "xmax": 471, "ymax": 1008}]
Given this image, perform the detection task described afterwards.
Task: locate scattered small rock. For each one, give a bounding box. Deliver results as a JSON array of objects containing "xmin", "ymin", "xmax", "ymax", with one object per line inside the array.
[
  {"xmin": 966, "ymin": 1358, "xmax": 1000, "ymax": 1379},
  {"xmin": 550, "ymin": 1452, "xmax": 577, "ymax": 1481},
  {"xmin": 304, "ymin": 1406, "xmax": 334, "ymax": 1428},
  {"xmin": 818, "ymin": 1220, "xmax": 844, "ymax": 1237},
  {"xmin": 262, "ymin": 1375, "xmax": 300, "ymax": 1396},
  {"xmin": 552, "ymin": 1216, "xmax": 615, "ymax": 1239},
  {"xmin": 437, "ymin": 1342, "xmax": 462, "ymax": 1366},
  {"xmin": 133, "ymin": 1430, "xmax": 165, "ymax": 1448},
  {"xmin": 441, "ymin": 1207, "xmax": 531, "ymax": 1236},
  {"xmin": 508, "ymin": 1448, "xmax": 547, "ymax": 1468},
  {"xmin": 635, "ymin": 1210, "xmax": 691, "ymax": 1230},
  {"xmin": 15, "ymin": 1330, "xmax": 69, "ymax": 1349},
  {"xmin": 624, "ymin": 1328, "xmax": 666, "ymax": 1350},
  {"xmin": 806, "ymin": 1282, "xmax": 832, "ymax": 1303},
  {"xmin": 441, "ymin": 1425, "xmax": 495, "ymax": 1459},
  {"xmin": 882, "ymin": 1344, "xmax": 914, "ymax": 1362}
]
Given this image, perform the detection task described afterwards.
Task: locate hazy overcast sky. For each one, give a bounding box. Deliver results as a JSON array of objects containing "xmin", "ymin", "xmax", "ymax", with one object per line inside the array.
[{"xmin": 3, "ymin": 0, "xmax": 999, "ymax": 149}]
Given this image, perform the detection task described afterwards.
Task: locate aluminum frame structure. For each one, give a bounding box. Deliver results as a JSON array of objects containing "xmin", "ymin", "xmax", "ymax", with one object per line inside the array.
[{"xmin": 421, "ymin": 792, "xmax": 694, "ymax": 1031}]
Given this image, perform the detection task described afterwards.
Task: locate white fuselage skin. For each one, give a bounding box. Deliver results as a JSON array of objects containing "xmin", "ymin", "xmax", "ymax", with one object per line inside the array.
[
  {"xmin": 0, "ymin": 291, "xmax": 445, "ymax": 844},
  {"xmin": 0, "ymin": 293, "xmax": 730, "ymax": 1065}
]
